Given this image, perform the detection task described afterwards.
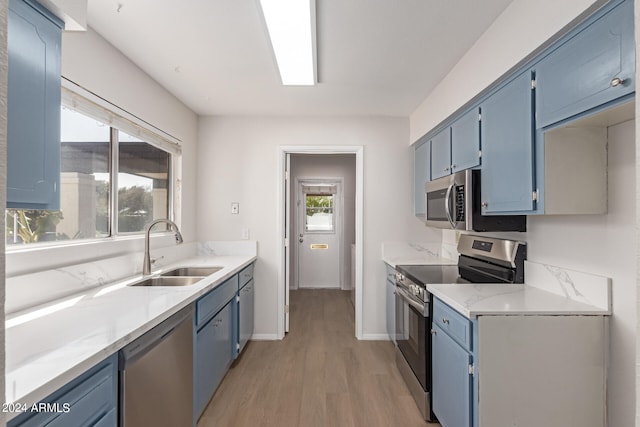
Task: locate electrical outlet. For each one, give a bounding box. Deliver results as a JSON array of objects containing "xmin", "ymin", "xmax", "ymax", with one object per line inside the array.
[
  {"xmin": 231, "ymin": 202, "xmax": 239, "ymax": 214},
  {"xmin": 241, "ymin": 228, "xmax": 250, "ymax": 240}
]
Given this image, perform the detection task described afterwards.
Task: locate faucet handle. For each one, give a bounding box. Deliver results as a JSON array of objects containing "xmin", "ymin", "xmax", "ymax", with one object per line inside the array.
[{"xmin": 151, "ymin": 256, "xmax": 165, "ymax": 265}]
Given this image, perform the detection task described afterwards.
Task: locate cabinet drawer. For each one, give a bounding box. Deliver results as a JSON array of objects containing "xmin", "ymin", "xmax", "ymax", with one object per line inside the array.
[
  {"xmin": 433, "ymin": 299, "xmax": 472, "ymax": 351},
  {"xmin": 196, "ymin": 275, "xmax": 238, "ymax": 327},
  {"xmin": 10, "ymin": 355, "xmax": 117, "ymax": 427},
  {"xmin": 238, "ymin": 263, "xmax": 254, "ymax": 288}
]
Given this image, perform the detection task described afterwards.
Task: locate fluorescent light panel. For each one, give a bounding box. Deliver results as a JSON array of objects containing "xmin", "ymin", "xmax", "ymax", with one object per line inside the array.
[{"xmin": 260, "ymin": 0, "xmax": 316, "ymax": 85}]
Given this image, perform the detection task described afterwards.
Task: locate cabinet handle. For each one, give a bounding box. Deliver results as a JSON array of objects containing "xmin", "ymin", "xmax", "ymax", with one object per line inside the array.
[
  {"xmin": 430, "ymin": 329, "xmax": 437, "ymax": 335},
  {"xmin": 611, "ymin": 77, "xmax": 624, "ymax": 87},
  {"xmin": 444, "ymin": 167, "xmax": 450, "ymax": 172},
  {"xmin": 442, "ymin": 318, "xmax": 449, "ymax": 324},
  {"xmin": 481, "ymin": 202, "xmax": 488, "ymax": 208},
  {"xmin": 451, "ymin": 164, "xmax": 457, "ymax": 169}
]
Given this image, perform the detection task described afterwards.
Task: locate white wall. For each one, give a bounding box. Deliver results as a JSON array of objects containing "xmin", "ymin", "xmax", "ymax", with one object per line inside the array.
[
  {"xmin": 196, "ymin": 116, "xmax": 434, "ymax": 339},
  {"xmin": 410, "ymin": 0, "xmax": 601, "ymax": 143},
  {"xmin": 289, "ymin": 154, "xmax": 356, "ymax": 290}
]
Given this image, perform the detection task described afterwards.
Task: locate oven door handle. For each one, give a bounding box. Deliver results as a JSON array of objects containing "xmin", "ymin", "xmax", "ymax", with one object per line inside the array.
[
  {"xmin": 444, "ymin": 183, "xmax": 456, "ymax": 229},
  {"xmin": 395, "ymin": 286, "xmax": 426, "ymax": 314}
]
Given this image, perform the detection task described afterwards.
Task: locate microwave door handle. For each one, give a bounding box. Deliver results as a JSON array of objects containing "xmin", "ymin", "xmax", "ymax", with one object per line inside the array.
[{"xmin": 444, "ymin": 183, "xmax": 456, "ymax": 229}]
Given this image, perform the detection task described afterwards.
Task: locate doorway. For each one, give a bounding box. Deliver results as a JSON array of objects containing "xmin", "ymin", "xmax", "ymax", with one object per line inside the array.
[{"xmin": 277, "ymin": 146, "xmax": 363, "ymax": 339}]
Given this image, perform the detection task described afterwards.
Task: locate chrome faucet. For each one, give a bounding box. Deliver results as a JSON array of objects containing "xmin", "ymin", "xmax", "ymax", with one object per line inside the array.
[{"xmin": 143, "ymin": 219, "xmax": 184, "ymax": 275}]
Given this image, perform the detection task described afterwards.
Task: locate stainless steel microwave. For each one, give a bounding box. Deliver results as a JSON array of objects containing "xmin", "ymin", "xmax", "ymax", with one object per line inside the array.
[{"xmin": 424, "ymin": 170, "xmax": 526, "ymax": 232}]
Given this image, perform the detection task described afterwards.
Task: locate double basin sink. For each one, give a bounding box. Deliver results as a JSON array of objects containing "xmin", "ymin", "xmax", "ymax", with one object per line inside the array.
[{"xmin": 131, "ymin": 266, "xmax": 224, "ymax": 287}]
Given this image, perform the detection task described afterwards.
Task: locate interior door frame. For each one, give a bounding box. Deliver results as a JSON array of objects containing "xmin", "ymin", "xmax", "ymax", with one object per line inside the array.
[
  {"xmin": 294, "ymin": 176, "xmax": 344, "ymax": 290},
  {"xmin": 277, "ymin": 146, "xmax": 364, "ymax": 339}
]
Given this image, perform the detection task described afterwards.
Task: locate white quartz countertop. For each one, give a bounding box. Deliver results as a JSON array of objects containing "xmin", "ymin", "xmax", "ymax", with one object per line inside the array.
[
  {"xmin": 427, "ymin": 283, "xmax": 611, "ymax": 319},
  {"xmin": 5, "ymin": 254, "xmax": 256, "ymax": 418},
  {"xmin": 382, "ymin": 242, "xmax": 456, "ymax": 267}
]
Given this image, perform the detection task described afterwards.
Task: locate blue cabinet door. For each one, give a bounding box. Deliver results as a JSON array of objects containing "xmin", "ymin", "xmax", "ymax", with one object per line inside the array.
[
  {"xmin": 7, "ymin": 0, "xmax": 63, "ymax": 209},
  {"xmin": 430, "ymin": 128, "xmax": 451, "ymax": 180},
  {"xmin": 536, "ymin": 0, "xmax": 634, "ymax": 128},
  {"xmin": 238, "ymin": 279, "xmax": 254, "ymax": 355},
  {"xmin": 480, "ymin": 71, "xmax": 535, "ymax": 214},
  {"xmin": 195, "ymin": 301, "xmax": 233, "ymax": 419},
  {"xmin": 432, "ymin": 323, "xmax": 472, "ymax": 427},
  {"xmin": 414, "ymin": 141, "xmax": 429, "ymax": 217},
  {"xmin": 451, "ymin": 108, "xmax": 481, "ymax": 173},
  {"xmin": 9, "ymin": 354, "xmax": 117, "ymax": 427}
]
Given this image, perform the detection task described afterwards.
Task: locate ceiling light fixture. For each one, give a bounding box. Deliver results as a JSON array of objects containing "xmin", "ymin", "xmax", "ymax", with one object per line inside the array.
[{"xmin": 259, "ymin": 0, "xmax": 317, "ymax": 86}]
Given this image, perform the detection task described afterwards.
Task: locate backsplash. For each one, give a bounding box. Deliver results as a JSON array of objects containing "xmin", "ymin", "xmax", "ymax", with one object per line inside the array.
[
  {"xmin": 5, "ymin": 240, "xmax": 258, "ymax": 316},
  {"xmin": 381, "ymin": 241, "xmax": 457, "ymax": 266},
  {"xmin": 525, "ymin": 261, "xmax": 611, "ymax": 313}
]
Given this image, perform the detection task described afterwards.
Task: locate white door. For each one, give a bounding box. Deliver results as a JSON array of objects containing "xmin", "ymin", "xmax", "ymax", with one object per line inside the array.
[{"xmin": 296, "ymin": 179, "xmax": 342, "ymax": 288}]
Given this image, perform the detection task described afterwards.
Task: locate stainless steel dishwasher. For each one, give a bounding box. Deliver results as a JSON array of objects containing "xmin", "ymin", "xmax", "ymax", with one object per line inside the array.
[{"xmin": 119, "ymin": 305, "xmax": 194, "ymax": 427}]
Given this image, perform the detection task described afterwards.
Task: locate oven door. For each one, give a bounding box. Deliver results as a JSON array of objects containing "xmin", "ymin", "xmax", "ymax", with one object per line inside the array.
[{"xmin": 395, "ymin": 286, "xmax": 429, "ymax": 390}]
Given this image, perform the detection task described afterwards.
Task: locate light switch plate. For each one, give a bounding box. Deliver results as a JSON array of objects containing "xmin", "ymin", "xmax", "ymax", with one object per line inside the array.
[{"xmin": 231, "ymin": 202, "xmax": 239, "ymax": 214}]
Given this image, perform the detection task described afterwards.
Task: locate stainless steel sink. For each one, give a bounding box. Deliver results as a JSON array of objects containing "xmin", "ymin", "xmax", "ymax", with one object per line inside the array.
[
  {"xmin": 131, "ymin": 276, "xmax": 205, "ymax": 287},
  {"xmin": 160, "ymin": 266, "xmax": 224, "ymax": 277}
]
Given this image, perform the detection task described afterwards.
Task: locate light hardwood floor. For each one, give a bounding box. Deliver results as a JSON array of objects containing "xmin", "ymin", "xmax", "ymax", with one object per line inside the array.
[{"xmin": 197, "ymin": 289, "xmax": 437, "ymax": 427}]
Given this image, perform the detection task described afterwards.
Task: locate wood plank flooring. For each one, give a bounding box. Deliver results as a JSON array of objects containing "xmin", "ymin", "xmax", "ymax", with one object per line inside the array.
[{"xmin": 197, "ymin": 289, "xmax": 437, "ymax": 427}]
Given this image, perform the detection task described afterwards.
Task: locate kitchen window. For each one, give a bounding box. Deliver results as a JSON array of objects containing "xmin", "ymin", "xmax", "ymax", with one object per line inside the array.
[{"xmin": 6, "ymin": 89, "xmax": 179, "ymax": 246}]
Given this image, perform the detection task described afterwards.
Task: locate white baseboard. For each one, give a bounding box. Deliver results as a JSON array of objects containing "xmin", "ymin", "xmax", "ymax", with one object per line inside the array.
[
  {"xmin": 359, "ymin": 333, "xmax": 393, "ymax": 341},
  {"xmin": 250, "ymin": 333, "xmax": 281, "ymax": 340}
]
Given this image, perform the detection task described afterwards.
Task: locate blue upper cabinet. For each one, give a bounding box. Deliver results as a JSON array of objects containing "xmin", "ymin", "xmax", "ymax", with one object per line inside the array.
[
  {"xmin": 536, "ymin": 0, "xmax": 634, "ymax": 129},
  {"xmin": 7, "ymin": 0, "xmax": 63, "ymax": 210},
  {"xmin": 480, "ymin": 70, "xmax": 535, "ymax": 214},
  {"xmin": 430, "ymin": 128, "xmax": 451, "ymax": 180},
  {"xmin": 413, "ymin": 140, "xmax": 429, "ymax": 218},
  {"xmin": 450, "ymin": 107, "xmax": 481, "ymax": 173}
]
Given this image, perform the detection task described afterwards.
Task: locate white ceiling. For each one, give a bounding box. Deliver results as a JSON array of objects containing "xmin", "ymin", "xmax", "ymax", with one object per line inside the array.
[{"xmin": 87, "ymin": 0, "xmax": 514, "ymax": 117}]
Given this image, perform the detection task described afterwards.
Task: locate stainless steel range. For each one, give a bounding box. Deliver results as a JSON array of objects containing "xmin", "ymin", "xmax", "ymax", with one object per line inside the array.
[{"xmin": 394, "ymin": 235, "xmax": 526, "ymax": 422}]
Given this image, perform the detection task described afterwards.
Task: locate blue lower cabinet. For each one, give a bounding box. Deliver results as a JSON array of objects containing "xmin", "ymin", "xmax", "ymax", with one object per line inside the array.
[
  {"xmin": 385, "ymin": 264, "xmax": 396, "ymax": 342},
  {"xmin": 238, "ymin": 278, "xmax": 255, "ymax": 355},
  {"xmin": 9, "ymin": 354, "xmax": 117, "ymax": 427},
  {"xmin": 432, "ymin": 299, "xmax": 474, "ymax": 427},
  {"xmin": 195, "ymin": 300, "xmax": 233, "ymax": 419}
]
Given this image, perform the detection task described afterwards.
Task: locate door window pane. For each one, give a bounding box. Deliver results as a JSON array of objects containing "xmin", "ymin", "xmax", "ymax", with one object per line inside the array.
[
  {"xmin": 305, "ymin": 194, "xmax": 334, "ymax": 232},
  {"xmin": 117, "ymin": 131, "xmax": 170, "ymax": 233}
]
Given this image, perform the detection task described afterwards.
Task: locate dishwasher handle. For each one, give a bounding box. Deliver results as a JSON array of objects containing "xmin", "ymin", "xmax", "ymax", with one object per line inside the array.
[{"xmin": 119, "ymin": 305, "xmax": 194, "ymax": 368}]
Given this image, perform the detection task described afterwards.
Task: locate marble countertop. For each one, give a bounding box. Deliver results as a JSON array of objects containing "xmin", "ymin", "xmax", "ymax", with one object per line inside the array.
[
  {"xmin": 5, "ymin": 254, "xmax": 256, "ymax": 418},
  {"xmin": 427, "ymin": 283, "xmax": 611, "ymax": 319},
  {"xmin": 382, "ymin": 242, "xmax": 457, "ymax": 267}
]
